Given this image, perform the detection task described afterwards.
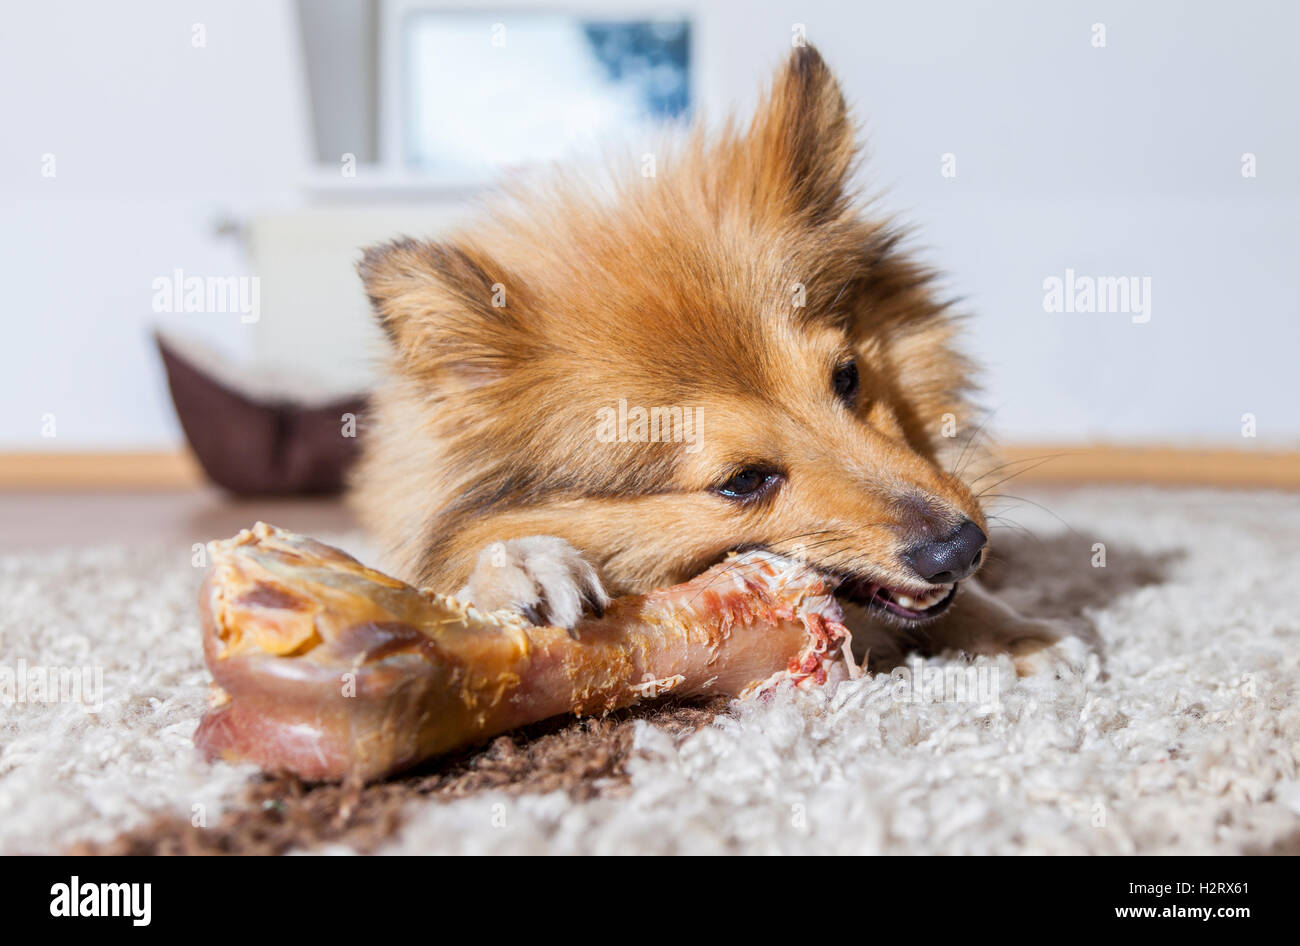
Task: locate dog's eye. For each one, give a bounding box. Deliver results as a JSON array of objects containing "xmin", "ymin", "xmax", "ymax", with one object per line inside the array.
[
  {"xmin": 715, "ymin": 468, "xmax": 780, "ymax": 500},
  {"xmin": 832, "ymin": 360, "xmax": 860, "ymax": 405}
]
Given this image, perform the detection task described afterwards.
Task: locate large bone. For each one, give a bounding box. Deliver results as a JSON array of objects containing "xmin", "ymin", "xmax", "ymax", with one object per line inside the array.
[{"xmin": 195, "ymin": 523, "xmax": 856, "ymax": 783}]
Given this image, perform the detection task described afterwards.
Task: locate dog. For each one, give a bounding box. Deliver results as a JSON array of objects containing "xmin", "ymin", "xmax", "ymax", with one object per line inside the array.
[{"xmin": 351, "ymin": 46, "xmax": 1071, "ymax": 674}]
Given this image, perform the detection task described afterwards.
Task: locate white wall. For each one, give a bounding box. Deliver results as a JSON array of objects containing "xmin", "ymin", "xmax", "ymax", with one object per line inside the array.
[
  {"xmin": 697, "ymin": 0, "xmax": 1300, "ymax": 446},
  {"xmin": 4, "ymin": 0, "xmax": 1297, "ymax": 449},
  {"xmin": 0, "ymin": 0, "xmax": 311, "ymax": 449}
]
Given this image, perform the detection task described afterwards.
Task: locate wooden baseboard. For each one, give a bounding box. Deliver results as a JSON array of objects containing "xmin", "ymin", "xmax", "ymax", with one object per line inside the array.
[
  {"xmin": 0, "ymin": 451, "xmax": 204, "ymax": 489},
  {"xmin": 0, "ymin": 446, "xmax": 1296, "ymax": 490},
  {"xmin": 994, "ymin": 445, "xmax": 1300, "ymax": 489}
]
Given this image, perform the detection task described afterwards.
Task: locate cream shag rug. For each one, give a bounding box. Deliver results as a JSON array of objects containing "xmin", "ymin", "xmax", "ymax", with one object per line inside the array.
[{"xmin": 1, "ymin": 487, "xmax": 1297, "ymax": 855}]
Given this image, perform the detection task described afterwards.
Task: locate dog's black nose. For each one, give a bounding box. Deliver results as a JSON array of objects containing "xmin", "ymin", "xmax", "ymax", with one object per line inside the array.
[{"xmin": 902, "ymin": 519, "xmax": 986, "ymax": 584}]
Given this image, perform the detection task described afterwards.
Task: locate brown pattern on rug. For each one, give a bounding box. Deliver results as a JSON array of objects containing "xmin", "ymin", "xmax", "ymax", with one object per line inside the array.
[{"xmin": 69, "ymin": 698, "xmax": 727, "ymax": 855}]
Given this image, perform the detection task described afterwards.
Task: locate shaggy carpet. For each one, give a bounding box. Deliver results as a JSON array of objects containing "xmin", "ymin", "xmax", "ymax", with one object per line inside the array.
[{"xmin": 1, "ymin": 487, "xmax": 1297, "ymax": 855}]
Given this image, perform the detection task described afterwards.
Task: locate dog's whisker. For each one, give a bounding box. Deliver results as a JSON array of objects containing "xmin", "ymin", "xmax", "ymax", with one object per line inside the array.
[
  {"xmin": 966, "ymin": 452, "xmax": 1063, "ymax": 489},
  {"xmin": 983, "ymin": 515, "xmax": 1037, "ymax": 545},
  {"xmin": 972, "ymin": 454, "xmax": 1068, "ymax": 497},
  {"xmin": 950, "ymin": 405, "xmax": 1002, "ymax": 480},
  {"xmin": 979, "ymin": 493, "xmax": 1085, "ymax": 541}
]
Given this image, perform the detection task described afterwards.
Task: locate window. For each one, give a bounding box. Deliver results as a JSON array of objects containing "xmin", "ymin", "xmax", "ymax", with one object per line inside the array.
[{"xmin": 384, "ymin": 8, "xmax": 692, "ymax": 179}]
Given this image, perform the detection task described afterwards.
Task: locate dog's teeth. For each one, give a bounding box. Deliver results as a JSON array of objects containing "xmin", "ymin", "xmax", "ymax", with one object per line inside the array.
[
  {"xmin": 879, "ymin": 582, "xmax": 955, "ymax": 613},
  {"xmin": 892, "ymin": 583, "xmax": 954, "ymax": 611}
]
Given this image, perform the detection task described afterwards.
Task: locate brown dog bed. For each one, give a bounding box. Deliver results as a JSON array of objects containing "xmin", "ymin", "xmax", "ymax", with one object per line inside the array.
[{"xmin": 156, "ymin": 330, "xmax": 366, "ymax": 495}]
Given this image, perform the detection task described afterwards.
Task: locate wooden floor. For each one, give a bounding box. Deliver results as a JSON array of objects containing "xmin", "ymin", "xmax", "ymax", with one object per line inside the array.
[{"xmin": 0, "ymin": 488, "xmax": 357, "ymax": 554}]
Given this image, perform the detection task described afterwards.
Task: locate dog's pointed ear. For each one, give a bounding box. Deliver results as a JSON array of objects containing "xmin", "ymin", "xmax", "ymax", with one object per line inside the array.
[
  {"xmin": 358, "ymin": 238, "xmax": 531, "ymax": 388},
  {"xmin": 745, "ymin": 45, "xmax": 856, "ymax": 223}
]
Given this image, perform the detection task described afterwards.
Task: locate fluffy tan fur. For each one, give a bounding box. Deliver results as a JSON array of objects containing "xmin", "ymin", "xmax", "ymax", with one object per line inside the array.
[{"xmin": 351, "ymin": 46, "xmax": 988, "ymax": 600}]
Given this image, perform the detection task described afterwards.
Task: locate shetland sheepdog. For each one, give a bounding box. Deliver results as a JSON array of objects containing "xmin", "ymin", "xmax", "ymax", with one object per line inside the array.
[{"xmin": 352, "ymin": 46, "xmax": 1069, "ymax": 673}]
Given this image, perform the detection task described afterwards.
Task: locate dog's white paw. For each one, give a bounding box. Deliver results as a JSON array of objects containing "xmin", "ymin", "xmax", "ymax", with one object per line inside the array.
[{"xmin": 457, "ymin": 536, "xmax": 609, "ymax": 631}]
